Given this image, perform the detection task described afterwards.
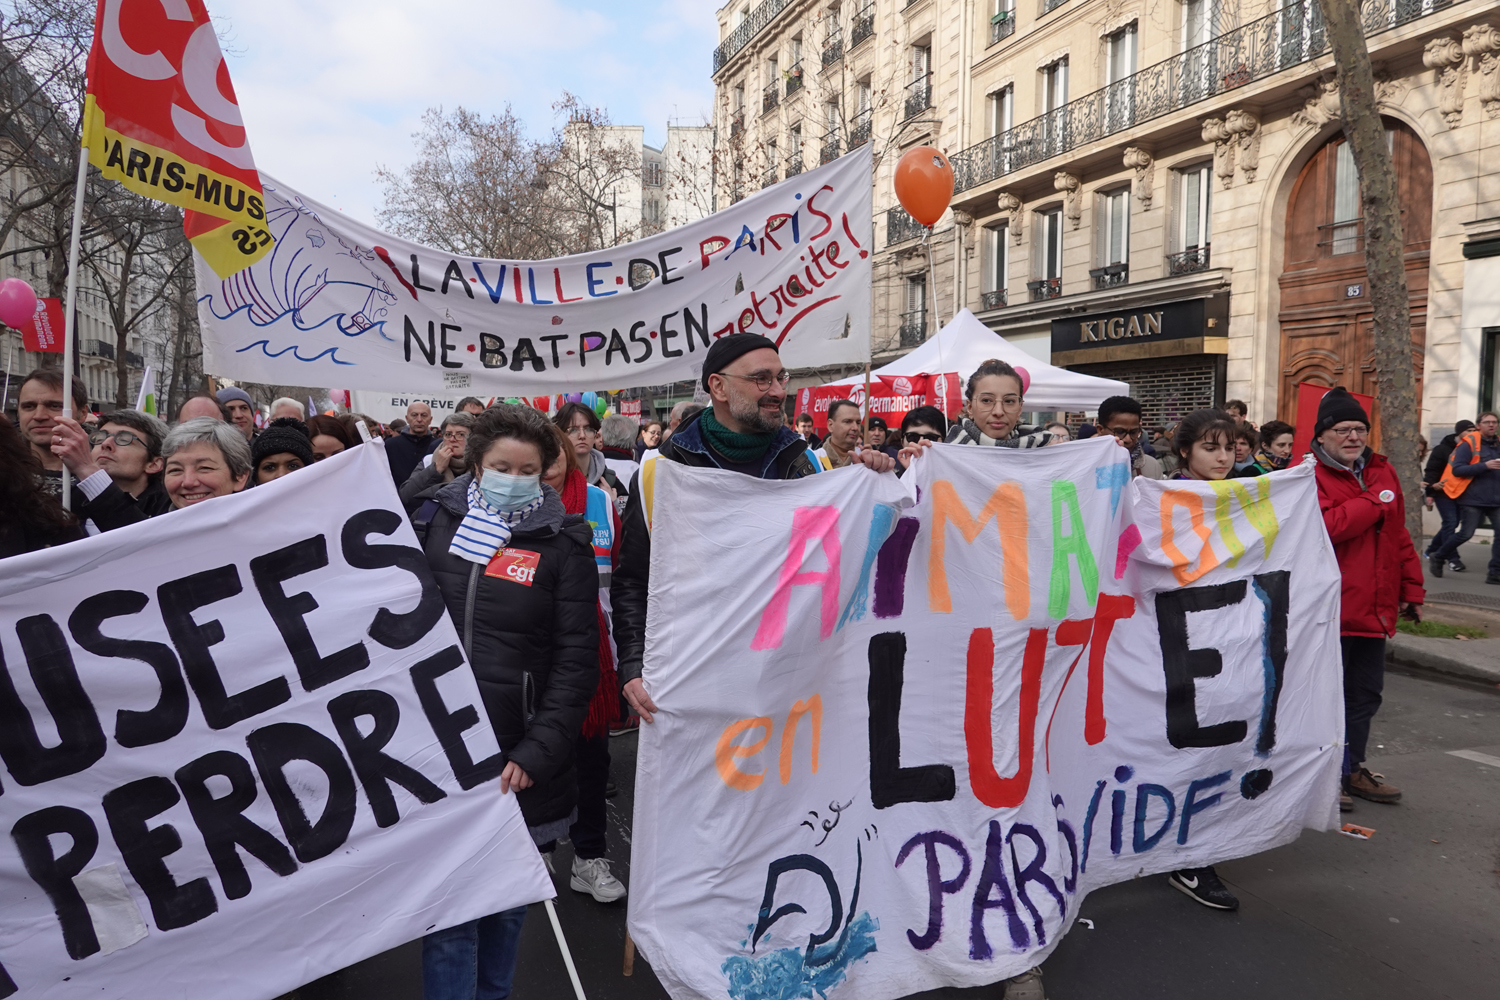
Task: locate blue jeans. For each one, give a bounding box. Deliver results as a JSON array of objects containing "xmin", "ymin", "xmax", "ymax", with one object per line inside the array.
[
  {"xmin": 423, "ymin": 906, "xmax": 528, "ymax": 1000},
  {"xmin": 1427, "ymin": 492, "xmax": 1460, "ymax": 556},
  {"xmin": 1433, "ymin": 504, "xmax": 1500, "ymax": 575}
]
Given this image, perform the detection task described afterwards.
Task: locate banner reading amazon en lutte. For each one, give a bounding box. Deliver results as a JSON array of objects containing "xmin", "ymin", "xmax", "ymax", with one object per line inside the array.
[
  {"xmin": 197, "ymin": 147, "xmax": 874, "ymax": 396},
  {"xmin": 629, "ymin": 441, "xmax": 1343, "ymax": 1000}
]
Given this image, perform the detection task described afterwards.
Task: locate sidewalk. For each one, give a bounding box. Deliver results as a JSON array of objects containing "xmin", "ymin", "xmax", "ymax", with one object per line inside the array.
[{"xmin": 1392, "ymin": 538, "xmax": 1500, "ymax": 686}]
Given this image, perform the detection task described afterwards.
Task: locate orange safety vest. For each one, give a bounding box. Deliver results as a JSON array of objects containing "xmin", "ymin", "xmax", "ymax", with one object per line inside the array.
[{"xmin": 1441, "ymin": 428, "xmax": 1486, "ymax": 499}]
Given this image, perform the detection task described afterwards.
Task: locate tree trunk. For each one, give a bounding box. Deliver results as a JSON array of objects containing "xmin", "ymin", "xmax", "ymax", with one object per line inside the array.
[{"xmin": 1316, "ymin": 0, "xmax": 1422, "ymax": 543}]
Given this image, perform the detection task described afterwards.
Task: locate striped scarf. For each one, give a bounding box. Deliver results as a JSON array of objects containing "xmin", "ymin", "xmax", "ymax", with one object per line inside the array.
[
  {"xmin": 946, "ymin": 418, "xmax": 1054, "ymax": 449},
  {"xmin": 448, "ymin": 479, "xmax": 545, "ymax": 565}
]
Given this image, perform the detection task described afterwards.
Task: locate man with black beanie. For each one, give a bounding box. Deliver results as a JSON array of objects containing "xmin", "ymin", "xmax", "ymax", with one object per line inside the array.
[
  {"xmin": 610, "ymin": 333, "xmax": 895, "ymax": 723},
  {"xmin": 1310, "ymin": 386, "xmax": 1423, "ymax": 810}
]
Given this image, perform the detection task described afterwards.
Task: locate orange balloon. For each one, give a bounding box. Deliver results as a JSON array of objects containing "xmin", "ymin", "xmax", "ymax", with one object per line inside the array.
[{"xmin": 894, "ymin": 146, "xmax": 955, "ymax": 227}]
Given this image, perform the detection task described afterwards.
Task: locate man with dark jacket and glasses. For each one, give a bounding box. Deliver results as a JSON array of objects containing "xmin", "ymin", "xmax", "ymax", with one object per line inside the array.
[{"xmin": 611, "ymin": 333, "xmax": 895, "ymax": 723}]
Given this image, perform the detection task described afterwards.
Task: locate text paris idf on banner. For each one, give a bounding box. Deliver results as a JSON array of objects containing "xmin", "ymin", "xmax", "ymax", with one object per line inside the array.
[{"xmin": 629, "ymin": 440, "xmax": 1343, "ymax": 1000}]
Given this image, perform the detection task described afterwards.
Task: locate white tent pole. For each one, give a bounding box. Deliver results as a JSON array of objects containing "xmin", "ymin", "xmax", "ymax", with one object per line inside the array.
[
  {"xmin": 59, "ymin": 148, "xmax": 89, "ymax": 511},
  {"xmin": 543, "ymin": 898, "xmax": 588, "ymax": 1000}
]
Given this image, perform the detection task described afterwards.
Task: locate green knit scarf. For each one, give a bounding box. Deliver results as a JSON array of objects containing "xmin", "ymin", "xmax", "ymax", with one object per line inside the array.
[{"xmin": 698, "ymin": 409, "xmax": 776, "ymax": 464}]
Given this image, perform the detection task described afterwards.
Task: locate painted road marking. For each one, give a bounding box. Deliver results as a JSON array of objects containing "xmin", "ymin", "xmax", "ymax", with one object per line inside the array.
[{"xmin": 1447, "ymin": 749, "xmax": 1500, "ymax": 769}]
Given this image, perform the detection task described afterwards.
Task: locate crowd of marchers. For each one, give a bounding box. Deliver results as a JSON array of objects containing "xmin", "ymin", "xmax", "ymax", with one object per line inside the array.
[{"xmin": 0, "ymin": 342, "xmax": 1434, "ymax": 1000}]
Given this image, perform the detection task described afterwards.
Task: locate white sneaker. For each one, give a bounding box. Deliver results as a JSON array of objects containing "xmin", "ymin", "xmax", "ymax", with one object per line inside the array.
[
  {"xmin": 570, "ymin": 856, "xmax": 627, "ymax": 903},
  {"xmin": 1003, "ymin": 967, "xmax": 1046, "ymax": 1000}
]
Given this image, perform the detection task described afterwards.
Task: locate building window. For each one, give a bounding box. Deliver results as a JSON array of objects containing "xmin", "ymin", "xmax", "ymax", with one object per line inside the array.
[
  {"xmin": 1030, "ymin": 208, "xmax": 1063, "ymax": 300},
  {"xmin": 1331, "ymin": 140, "xmax": 1360, "ymax": 255},
  {"xmin": 1482, "ymin": 328, "xmax": 1500, "ymax": 413},
  {"xmin": 1104, "ymin": 23, "xmax": 1137, "ymax": 131},
  {"xmin": 1041, "ymin": 58, "xmax": 1068, "ymax": 155},
  {"xmin": 851, "ymin": 79, "xmax": 872, "ymax": 146},
  {"xmin": 1093, "ymin": 187, "xmax": 1130, "ymax": 288},
  {"xmin": 902, "ymin": 275, "xmax": 927, "ymax": 346},
  {"xmin": 987, "ymin": 85, "xmax": 1013, "ymax": 138},
  {"xmin": 982, "ymin": 224, "xmax": 1008, "ymax": 309},
  {"xmin": 991, "ymin": 0, "xmax": 1015, "ymax": 45},
  {"xmin": 905, "ymin": 43, "xmax": 932, "ymax": 119},
  {"xmin": 1169, "ymin": 161, "xmax": 1212, "ymax": 273},
  {"xmin": 787, "ymin": 123, "xmax": 803, "ymax": 175}
]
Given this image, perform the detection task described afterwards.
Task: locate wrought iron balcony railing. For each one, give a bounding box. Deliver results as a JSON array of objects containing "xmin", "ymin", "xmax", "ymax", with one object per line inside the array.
[
  {"xmin": 1166, "ymin": 246, "xmax": 1212, "ymax": 275},
  {"xmin": 1091, "ymin": 262, "xmax": 1130, "ymax": 290},
  {"xmin": 730, "ymin": 109, "xmax": 745, "ymax": 138},
  {"xmin": 1028, "ymin": 277, "xmax": 1062, "ymax": 301},
  {"xmin": 87, "ymin": 339, "xmax": 114, "ymax": 359},
  {"xmin": 899, "ymin": 311, "xmax": 927, "ymax": 347},
  {"xmin": 762, "ymin": 166, "xmax": 779, "ymax": 188},
  {"xmin": 713, "ymin": 0, "xmax": 792, "ymax": 75},
  {"xmin": 950, "ymin": 0, "xmax": 1455, "ymax": 194},
  {"xmin": 849, "ymin": 109, "xmax": 872, "ymax": 148},
  {"xmin": 981, "ymin": 288, "xmax": 1008, "ymax": 310},
  {"xmin": 851, "ymin": 5, "xmax": 875, "ymax": 47},
  {"xmin": 822, "ymin": 36, "xmax": 843, "ymax": 67},
  {"xmin": 1040, "ymin": 0, "xmax": 1069, "ymax": 13},
  {"xmin": 887, "ymin": 206, "xmax": 926, "ymax": 246},
  {"xmin": 125, "ymin": 350, "xmax": 144, "ymax": 368},
  {"xmin": 786, "ymin": 154, "xmax": 804, "ymax": 178},
  {"xmin": 786, "ymin": 63, "xmax": 804, "ymax": 96},
  {"xmin": 903, "ymin": 74, "xmax": 932, "ymax": 121},
  {"xmin": 732, "ymin": 184, "xmax": 745, "ymax": 204},
  {"xmin": 821, "ymin": 134, "xmax": 840, "ymax": 164},
  {"xmin": 990, "ymin": 11, "xmax": 1015, "ymax": 45},
  {"xmin": 762, "ymin": 81, "xmax": 779, "ymax": 114}
]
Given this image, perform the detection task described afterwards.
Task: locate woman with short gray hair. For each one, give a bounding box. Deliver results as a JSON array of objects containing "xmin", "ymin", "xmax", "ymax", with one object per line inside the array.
[{"xmin": 161, "ymin": 418, "xmax": 251, "ymax": 508}]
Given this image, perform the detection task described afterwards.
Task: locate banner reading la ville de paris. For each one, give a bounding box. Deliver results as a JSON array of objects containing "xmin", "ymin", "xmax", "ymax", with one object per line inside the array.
[{"xmin": 196, "ymin": 146, "xmax": 873, "ymax": 395}]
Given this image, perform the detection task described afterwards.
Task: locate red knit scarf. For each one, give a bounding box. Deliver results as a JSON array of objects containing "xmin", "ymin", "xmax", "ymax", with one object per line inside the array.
[{"xmin": 560, "ymin": 469, "xmax": 619, "ymax": 738}]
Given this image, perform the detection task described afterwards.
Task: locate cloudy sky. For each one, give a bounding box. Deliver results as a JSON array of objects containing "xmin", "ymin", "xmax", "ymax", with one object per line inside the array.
[{"xmin": 210, "ymin": 0, "xmax": 719, "ymax": 227}]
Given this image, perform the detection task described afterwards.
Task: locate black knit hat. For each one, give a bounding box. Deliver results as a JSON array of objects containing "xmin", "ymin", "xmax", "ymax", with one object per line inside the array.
[
  {"xmin": 1456, "ymin": 419, "xmax": 1476, "ymax": 436},
  {"xmin": 252, "ymin": 417, "xmax": 314, "ymax": 468},
  {"xmin": 1314, "ymin": 387, "xmax": 1369, "ymax": 436},
  {"xmin": 701, "ymin": 333, "xmax": 779, "ymax": 391}
]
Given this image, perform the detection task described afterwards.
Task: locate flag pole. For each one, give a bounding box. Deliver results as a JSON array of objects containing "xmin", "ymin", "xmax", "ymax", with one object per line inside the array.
[
  {"xmin": 59, "ymin": 147, "xmax": 89, "ymax": 511},
  {"xmin": 134, "ymin": 365, "xmax": 151, "ymax": 410},
  {"xmin": 3, "ymin": 336, "xmax": 13, "ymax": 416}
]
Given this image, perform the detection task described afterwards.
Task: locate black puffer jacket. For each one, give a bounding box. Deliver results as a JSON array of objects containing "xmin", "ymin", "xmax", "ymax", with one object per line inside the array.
[
  {"xmin": 421, "ymin": 474, "xmax": 599, "ymax": 828},
  {"xmin": 611, "ymin": 409, "xmax": 817, "ymax": 686}
]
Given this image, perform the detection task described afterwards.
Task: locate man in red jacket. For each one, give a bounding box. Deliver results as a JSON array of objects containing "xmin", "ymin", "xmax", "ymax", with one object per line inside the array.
[{"xmin": 1311, "ymin": 387, "xmax": 1424, "ymax": 810}]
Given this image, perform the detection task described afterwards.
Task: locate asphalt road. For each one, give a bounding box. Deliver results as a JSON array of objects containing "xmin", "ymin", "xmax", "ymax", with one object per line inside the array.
[{"xmin": 298, "ymin": 669, "xmax": 1500, "ymax": 1000}]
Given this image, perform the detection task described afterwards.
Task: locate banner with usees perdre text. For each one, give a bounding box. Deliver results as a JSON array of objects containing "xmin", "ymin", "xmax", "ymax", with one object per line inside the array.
[
  {"xmin": 629, "ymin": 441, "xmax": 1342, "ymax": 999},
  {"xmin": 0, "ymin": 443, "xmax": 552, "ymax": 1000},
  {"xmin": 197, "ymin": 146, "xmax": 873, "ymax": 395}
]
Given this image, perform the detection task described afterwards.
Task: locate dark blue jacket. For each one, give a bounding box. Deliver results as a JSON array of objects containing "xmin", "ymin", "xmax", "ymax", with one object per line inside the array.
[{"xmin": 1450, "ymin": 434, "xmax": 1500, "ymax": 507}]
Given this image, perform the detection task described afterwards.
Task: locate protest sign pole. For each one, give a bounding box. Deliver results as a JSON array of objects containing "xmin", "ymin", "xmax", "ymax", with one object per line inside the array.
[
  {"xmin": 2, "ymin": 336, "xmax": 13, "ymax": 413},
  {"xmin": 58, "ymin": 148, "xmax": 89, "ymax": 511},
  {"xmin": 543, "ymin": 898, "xmax": 588, "ymax": 999}
]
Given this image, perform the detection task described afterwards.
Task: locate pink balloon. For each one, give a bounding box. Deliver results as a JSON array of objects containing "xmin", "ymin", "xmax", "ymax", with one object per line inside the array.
[
  {"xmin": 1013, "ymin": 365, "xmax": 1031, "ymax": 395},
  {"xmin": 0, "ymin": 278, "xmax": 37, "ymax": 329}
]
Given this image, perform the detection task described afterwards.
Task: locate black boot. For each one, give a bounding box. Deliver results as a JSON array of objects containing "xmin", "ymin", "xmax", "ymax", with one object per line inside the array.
[{"xmin": 1428, "ymin": 555, "xmax": 1444, "ymax": 578}]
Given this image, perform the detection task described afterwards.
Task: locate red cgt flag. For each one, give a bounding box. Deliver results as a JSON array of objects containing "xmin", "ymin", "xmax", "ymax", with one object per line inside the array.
[
  {"xmin": 20, "ymin": 297, "xmax": 65, "ymax": 353},
  {"xmin": 82, "ymin": 0, "xmax": 273, "ymax": 277}
]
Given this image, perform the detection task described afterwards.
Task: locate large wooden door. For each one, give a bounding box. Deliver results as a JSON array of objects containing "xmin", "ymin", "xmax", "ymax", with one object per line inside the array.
[{"xmin": 1278, "ymin": 119, "xmax": 1430, "ymax": 438}]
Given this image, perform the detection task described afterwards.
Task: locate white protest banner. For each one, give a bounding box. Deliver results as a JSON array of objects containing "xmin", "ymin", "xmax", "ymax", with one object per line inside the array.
[
  {"xmin": 0, "ymin": 444, "xmax": 552, "ymax": 1000},
  {"xmin": 629, "ymin": 441, "xmax": 1342, "ymax": 999},
  {"xmin": 197, "ymin": 147, "xmax": 873, "ymax": 395},
  {"xmin": 349, "ymin": 389, "xmax": 478, "ymax": 425}
]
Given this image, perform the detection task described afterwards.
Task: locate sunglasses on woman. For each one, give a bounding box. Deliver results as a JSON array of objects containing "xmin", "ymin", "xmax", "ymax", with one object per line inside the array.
[{"xmin": 905, "ymin": 431, "xmax": 943, "ymax": 444}]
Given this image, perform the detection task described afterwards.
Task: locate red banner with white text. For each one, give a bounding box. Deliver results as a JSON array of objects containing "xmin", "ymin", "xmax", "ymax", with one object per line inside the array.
[{"xmin": 794, "ymin": 373, "xmax": 961, "ymax": 434}]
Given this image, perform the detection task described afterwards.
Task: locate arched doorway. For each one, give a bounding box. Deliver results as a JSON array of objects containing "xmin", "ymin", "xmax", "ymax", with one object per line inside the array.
[{"xmin": 1277, "ymin": 118, "xmax": 1431, "ymax": 433}]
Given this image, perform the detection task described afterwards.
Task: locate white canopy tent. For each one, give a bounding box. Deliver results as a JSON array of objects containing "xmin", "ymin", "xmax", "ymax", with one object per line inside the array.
[{"xmin": 830, "ymin": 308, "xmax": 1128, "ymax": 411}]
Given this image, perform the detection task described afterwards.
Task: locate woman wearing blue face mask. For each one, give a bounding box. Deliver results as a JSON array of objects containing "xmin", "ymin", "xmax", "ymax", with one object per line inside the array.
[{"xmin": 417, "ymin": 404, "xmax": 599, "ymax": 1000}]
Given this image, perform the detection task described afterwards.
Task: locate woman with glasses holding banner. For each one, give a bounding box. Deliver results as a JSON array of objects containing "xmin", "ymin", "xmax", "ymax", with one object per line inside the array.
[
  {"xmin": 945, "ymin": 360, "xmax": 1054, "ymax": 450},
  {"xmin": 419, "ymin": 403, "xmax": 599, "ymax": 1000}
]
